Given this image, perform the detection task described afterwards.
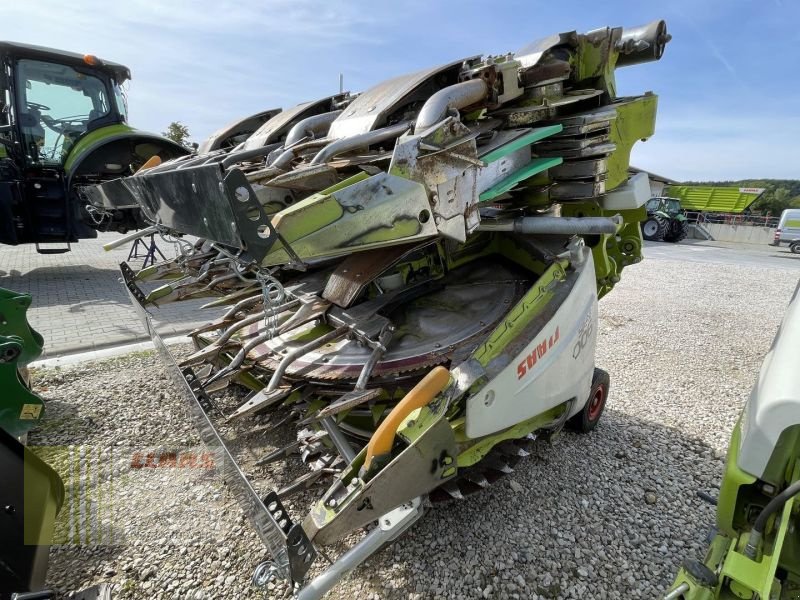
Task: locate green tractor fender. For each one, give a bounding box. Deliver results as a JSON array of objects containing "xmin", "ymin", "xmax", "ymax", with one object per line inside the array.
[{"xmin": 63, "ymin": 123, "xmax": 189, "ymax": 187}]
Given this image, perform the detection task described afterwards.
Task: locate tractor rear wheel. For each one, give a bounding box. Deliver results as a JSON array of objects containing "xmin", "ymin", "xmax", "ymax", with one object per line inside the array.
[
  {"xmin": 568, "ymin": 368, "xmax": 610, "ymax": 433},
  {"xmin": 642, "ymin": 216, "xmax": 667, "ymax": 241},
  {"xmin": 663, "ymin": 220, "xmax": 688, "ymax": 243},
  {"xmin": 790, "ymin": 241, "xmax": 800, "ymax": 255}
]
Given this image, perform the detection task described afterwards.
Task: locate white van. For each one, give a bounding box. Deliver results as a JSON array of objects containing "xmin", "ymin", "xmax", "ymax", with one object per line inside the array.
[{"xmin": 772, "ymin": 208, "xmax": 800, "ymax": 246}]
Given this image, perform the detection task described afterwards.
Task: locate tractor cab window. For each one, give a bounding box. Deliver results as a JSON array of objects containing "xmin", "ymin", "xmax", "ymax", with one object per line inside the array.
[
  {"xmin": 112, "ymin": 81, "xmax": 128, "ymax": 123},
  {"xmin": 15, "ymin": 58, "xmax": 111, "ymax": 166},
  {"xmin": 645, "ymin": 198, "xmax": 660, "ymax": 211},
  {"xmin": 664, "ymin": 198, "xmax": 681, "ymax": 213}
]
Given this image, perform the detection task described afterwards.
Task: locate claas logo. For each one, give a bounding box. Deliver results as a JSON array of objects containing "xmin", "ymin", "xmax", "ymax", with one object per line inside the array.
[{"xmin": 517, "ymin": 327, "xmax": 559, "ymax": 380}]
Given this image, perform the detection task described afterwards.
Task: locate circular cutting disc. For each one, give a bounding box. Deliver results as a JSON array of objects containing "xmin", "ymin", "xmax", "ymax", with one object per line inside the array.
[{"xmin": 246, "ymin": 263, "xmax": 527, "ymax": 381}]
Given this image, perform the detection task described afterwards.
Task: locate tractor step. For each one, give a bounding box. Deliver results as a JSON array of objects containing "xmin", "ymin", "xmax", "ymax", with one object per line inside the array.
[{"xmin": 35, "ymin": 243, "xmax": 71, "ymax": 255}]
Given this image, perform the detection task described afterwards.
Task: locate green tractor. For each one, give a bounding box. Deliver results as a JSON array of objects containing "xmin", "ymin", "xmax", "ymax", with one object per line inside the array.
[
  {"xmin": 642, "ymin": 196, "xmax": 689, "ymax": 243},
  {"xmin": 0, "ymin": 42, "xmax": 188, "ymax": 253}
]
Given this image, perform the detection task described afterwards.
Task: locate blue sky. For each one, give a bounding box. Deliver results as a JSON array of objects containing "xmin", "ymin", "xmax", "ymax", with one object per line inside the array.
[{"xmin": 5, "ymin": 0, "xmax": 798, "ymax": 181}]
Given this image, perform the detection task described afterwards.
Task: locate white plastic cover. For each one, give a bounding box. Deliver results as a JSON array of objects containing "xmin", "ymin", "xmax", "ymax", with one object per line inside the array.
[{"xmin": 738, "ymin": 282, "xmax": 800, "ymax": 479}]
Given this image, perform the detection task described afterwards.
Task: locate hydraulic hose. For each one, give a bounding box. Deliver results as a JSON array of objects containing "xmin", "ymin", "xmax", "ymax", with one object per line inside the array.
[{"xmin": 744, "ymin": 479, "xmax": 800, "ymax": 559}]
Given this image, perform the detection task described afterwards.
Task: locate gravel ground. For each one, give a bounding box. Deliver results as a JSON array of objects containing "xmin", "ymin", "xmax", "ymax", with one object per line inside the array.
[{"xmin": 29, "ymin": 257, "xmax": 799, "ymax": 599}]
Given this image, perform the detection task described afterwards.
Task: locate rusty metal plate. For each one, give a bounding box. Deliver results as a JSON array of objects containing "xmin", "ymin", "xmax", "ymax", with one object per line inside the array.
[{"xmin": 322, "ymin": 240, "xmax": 433, "ymax": 308}]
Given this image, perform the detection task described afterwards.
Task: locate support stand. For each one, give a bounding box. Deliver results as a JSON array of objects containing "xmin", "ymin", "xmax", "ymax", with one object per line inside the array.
[{"xmin": 127, "ymin": 233, "xmax": 166, "ymax": 268}]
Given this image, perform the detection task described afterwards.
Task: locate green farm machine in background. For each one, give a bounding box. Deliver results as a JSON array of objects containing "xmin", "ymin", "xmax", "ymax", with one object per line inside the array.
[
  {"xmin": 665, "ymin": 283, "xmax": 800, "ymax": 600},
  {"xmin": 641, "ymin": 196, "xmax": 689, "ymax": 242},
  {"xmin": 0, "ymin": 42, "xmax": 188, "ymax": 253}
]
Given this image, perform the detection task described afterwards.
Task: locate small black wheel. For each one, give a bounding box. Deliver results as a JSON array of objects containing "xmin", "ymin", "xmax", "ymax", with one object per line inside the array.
[
  {"xmin": 790, "ymin": 242, "xmax": 800, "ymax": 255},
  {"xmin": 642, "ymin": 217, "xmax": 667, "ymax": 241},
  {"xmin": 568, "ymin": 368, "xmax": 610, "ymax": 433}
]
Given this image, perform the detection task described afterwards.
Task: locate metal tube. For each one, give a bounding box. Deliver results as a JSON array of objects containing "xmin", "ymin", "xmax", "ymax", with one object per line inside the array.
[
  {"xmin": 663, "ymin": 583, "xmax": 690, "ymax": 600},
  {"xmin": 477, "ymin": 216, "xmax": 621, "ymax": 235},
  {"xmin": 265, "ymin": 325, "xmax": 349, "ymax": 392},
  {"xmin": 283, "ymin": 110, "xmax": 343, "ymax": 149},
  {"xmin": 103, "ymin": 226, "xmax": 159, "ymax": 251},
  {"xmin": 321, "ymin": 417, "xmax": 357, "ymax": 463},
  {"xmin": 354, "ymin": 325, "xmax": 393, "ymax": 390},
  {"xmin": 267, "ymin": 147, "xmax": 297, "ymax": 170},
  {"xmin": 310, "ymin": 121, "xmax": 410, "ymax": 165},
  {"xmin": 221, "ymin": 142, "xmax": 283, "ymax": 168},
  {"xmin": 295, "ymin": 498, "xmax": 424, "ymax": 600},
  {"xmin": 414, "ymin": 78, "xmax": 488, "ymax": 133}
]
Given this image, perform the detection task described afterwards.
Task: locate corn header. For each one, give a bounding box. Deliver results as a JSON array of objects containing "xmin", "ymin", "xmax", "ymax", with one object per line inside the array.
[{"xmin": 89, "ymin": 20, "xmax": 670, "ymax": 598}]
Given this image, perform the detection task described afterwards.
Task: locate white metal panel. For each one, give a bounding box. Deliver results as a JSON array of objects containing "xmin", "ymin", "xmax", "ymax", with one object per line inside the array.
[{"xmin": 465, "ymin": 250, "xmax": 598, "ymax": 438}]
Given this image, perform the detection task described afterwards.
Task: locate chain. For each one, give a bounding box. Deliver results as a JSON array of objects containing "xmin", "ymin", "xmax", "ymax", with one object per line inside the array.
[
  {"xmin": 156, "ymin": 224, "xmax": 196, "ymax": 260},
  {"xmin": 84, "ymin": 203, "xmax": 112, "ymax": 226},
  {"xmin": 256, "ymin": 268, "xmax": 285, "ymax": 338}
]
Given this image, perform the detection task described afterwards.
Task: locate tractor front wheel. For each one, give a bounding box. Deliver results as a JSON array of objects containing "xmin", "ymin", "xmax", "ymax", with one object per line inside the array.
[
  {"xmin": 790, "ymin": 241, "xmax": 800, "ymax": 255},
  {"xmin": 568, "ymin": 368, "xmax": 610, "ymax": 433},
  {"xmin": 642, "ymin": 217, "xmax": 667, "ymax": 241},
  {"xmin": 663, "ymin": 220, "xmax": 688, "ymax": 243}
]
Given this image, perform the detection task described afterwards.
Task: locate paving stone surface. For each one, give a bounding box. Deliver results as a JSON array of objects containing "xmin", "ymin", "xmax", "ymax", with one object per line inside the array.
[{"xmin": 0, "ymin": 233, "xmax": 223, "ymax": 357}]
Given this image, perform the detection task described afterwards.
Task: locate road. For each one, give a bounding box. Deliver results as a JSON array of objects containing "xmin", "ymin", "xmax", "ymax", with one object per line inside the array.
[{"xmin": 644, "ymin": 240, "xmax": 800, "ymax": 270}]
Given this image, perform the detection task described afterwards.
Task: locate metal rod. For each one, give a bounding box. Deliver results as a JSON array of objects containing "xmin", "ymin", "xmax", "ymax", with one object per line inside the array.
[
  {"xmin": 354, "ymin": 325, "xmax": 393, "ymax": 390},
  {"xmin": 477, "ymin": 216, "xmax": 621, "ymax": 235},
  {"xmin": 321, "ymin": 417, "xmax": 356, "ymax": 463},
  {"xmin": 295, "ymin": 498, "xmax": 424, "ymax": 600},
  {"xmin": 414, "ymin": 79, "xmax": 488, "ymax": 133},
  {"xmin": 103, "ymin": 225, "xmax": 159, "ymax": 252},
  {"xmin": 310, "ymin": 121, "xmax": 410, "ymax": 165},
  {"xmin": 663, "ymin": 583, "xmax": 690, "ymax": 600},
  {"xmin": 265, "ymin": 325, "xmax": 349, "ymax": 392},
  {"xmin": 221, "ymin": 142, "xmax": 283, "ymax": 168}
]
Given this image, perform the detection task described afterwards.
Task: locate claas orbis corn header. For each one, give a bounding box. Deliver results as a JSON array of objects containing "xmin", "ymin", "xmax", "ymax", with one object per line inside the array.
[{"xmin": 88, "ymin": 20, "xmax": 671, "ymax": 598}]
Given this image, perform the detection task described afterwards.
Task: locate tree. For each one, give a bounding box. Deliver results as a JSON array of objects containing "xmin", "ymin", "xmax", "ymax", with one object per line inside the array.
[{"xmin": 162, "ymin": 121, "xmax": 191, "ymax": 147}]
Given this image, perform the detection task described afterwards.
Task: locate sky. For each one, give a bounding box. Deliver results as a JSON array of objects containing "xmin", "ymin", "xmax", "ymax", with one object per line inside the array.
[{"xmin": 5, "ymin": 0, "xmax": 798, "ymax": 181}]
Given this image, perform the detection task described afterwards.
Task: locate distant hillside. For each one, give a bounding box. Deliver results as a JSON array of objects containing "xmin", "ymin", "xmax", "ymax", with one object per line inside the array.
[{"xmin": 681, "ymin": 179, "xmax": 800, "ymax": 215}]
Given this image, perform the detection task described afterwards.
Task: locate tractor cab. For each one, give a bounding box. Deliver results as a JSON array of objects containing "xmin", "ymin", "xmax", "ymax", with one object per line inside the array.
[
  {"xmin": 645, "ymin": 196, "xmax": 683, "ymax": 217},
  {"xmin": 0, "ymin": 42, "xmax": 188, "ymax": 252}
]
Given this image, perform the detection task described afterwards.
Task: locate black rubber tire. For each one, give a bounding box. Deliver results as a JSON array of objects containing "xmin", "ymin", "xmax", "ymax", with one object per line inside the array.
[
  {"xmin": 663, "ymin": 220, "xmax": 688, "ymax": 243},
  {"xmin": 790, "ymin": 242, "xmax": 800, "ymax": 255},
  {"xmin": 642, "ymin": 217, "xmax": 667, "ymax": 241},
  {"xmin": 567, "ymin": 368, "xmax": 610, "ymax": 433}
]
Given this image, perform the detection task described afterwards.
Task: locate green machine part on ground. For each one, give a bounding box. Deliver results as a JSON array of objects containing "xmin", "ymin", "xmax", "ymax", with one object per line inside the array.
[
  {"xmin": 0, "ymin": 286, "xmax": 45, "ymax": 437},
  {"xmin": 665, "ymin": 282, "xmax": 800, "ymax": 600}
]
